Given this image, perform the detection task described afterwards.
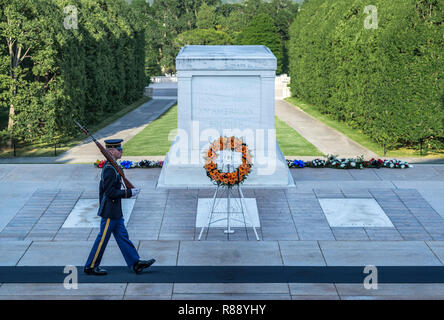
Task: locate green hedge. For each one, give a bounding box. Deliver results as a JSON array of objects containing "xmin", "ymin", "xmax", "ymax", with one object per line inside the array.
[
  {"xmin": 236, "ymin": 13, "xmax": 284, "ymax": 74},
  {"xmin": 175, "ymin": 28, "xmax": 233, "ymax": 46},
  {"xmin": 288, "ymin": 0, "xmax": 443, "ymax": 152},
  {"xmin": 0, "ymin": 0, "xmax": 146, "ymax": 146}
]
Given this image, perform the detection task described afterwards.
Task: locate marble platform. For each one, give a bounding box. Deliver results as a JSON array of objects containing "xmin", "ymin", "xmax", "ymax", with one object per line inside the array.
[
  {"xmin": 319, "ymin": 199, "xmax": 394, "ymax": 228},
  {"xmin": 196, "ymin": 198, "xmax": 260, "ymax": 228},
  {"xmin": 62, "ymin": 199, "xmax": 136, "ymax": 228}
]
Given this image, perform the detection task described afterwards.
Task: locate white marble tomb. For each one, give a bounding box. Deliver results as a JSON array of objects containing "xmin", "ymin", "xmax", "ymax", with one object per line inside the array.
[{"xmin": 157, "ymin": 45, "xmax": 294, "ymax": 188}]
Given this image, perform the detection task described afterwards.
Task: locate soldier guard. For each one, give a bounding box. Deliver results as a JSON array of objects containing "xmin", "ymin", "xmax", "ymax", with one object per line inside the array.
[{"xmin": 84, "ymin": 139, "xmax": 155, "ymax": 275}]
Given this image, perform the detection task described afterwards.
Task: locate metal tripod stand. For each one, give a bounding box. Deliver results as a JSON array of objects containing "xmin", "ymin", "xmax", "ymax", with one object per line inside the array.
[
  {"xmin": 198, "ymin": 180, "xmax": 260, "ymax": 241},
  {"xmin": 198, "ymin": 145, "xmax": 260, "ymax": 241}
]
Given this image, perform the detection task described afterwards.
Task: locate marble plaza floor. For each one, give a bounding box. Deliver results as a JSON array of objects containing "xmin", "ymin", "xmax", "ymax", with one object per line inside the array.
[{"xmin": 0, "ymin": 164, "xmax": 444, "ymax": 299}]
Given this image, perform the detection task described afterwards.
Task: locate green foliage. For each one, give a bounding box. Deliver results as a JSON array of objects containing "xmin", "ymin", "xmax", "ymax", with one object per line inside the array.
[
  {"xmin": 0, "ymin": 0, "xmax": 146, "ymax": 148},
  {"xmin": 265, "ymin": 0, "xmax": 300, "ymax": 41},
  {"xmin": 151, "ymin": 0, "xmax": 298, "ymax": 74},
  {"xmin": 130, "ymin": 0, "xmax": 161, "ymax": 81},
  {"xmin": 236, "ymin": 13, "xmax": 284, "ymax": 74},
  {"xmin": 289, "ymin": 0, "xmax": 444, "ymax": 153},
  {"xmin": 0, "ymin": 0, "xmax": 68, "ymax": 144},
  {"xmin": 0, "ymin": 0, "xmax": 300, "ymax": 151},
  {"xmin": 151, "ymin": 0, "xmax": 222, "ymax": 73},
  {"xmin": 196, "ymin": 3, "xmax": 218, "ymax": 29},
  {"xmin": 176, "ymin": 28, "xmax": 233, "ymax": 46},
  {"xmin": 217, "ymin": 6, "xmax": 247, "ymax": 38}
]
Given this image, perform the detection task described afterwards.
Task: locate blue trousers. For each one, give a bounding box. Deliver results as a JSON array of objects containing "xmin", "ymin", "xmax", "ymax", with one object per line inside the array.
[{"xmin": 85, "ymin": 217, "xmax": 140, "ymax": 269}]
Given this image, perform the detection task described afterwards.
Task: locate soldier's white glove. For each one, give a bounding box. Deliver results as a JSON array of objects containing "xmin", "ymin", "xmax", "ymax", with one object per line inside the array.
[{"xmin": 131, "ymin": 188, "xmax": 139, "ymax": 197}]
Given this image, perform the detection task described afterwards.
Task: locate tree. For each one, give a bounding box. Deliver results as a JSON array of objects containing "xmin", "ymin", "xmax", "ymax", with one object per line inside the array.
[
  {"xmin": 0, "ymin": 0, "xmax": 64, "ymax": 145},
  {"xmin": 243, "ymin": 0, "xmax": 266, "ymax": 18},
  {"xmin": 196, "ymin": 3, "xmax": 217, "ymax": 29},
  {"xmin": 266, "ymin": 0, "xmax": 299, "ymax": 41},
  {"xmin": 236, "ymin": 13, "xmax": 284, "ymax": 74},
  {"xmin": 216, "ymin": 2, "xmax": 242, "ymax": 18},
  {"xmin": 148, "ymin": 0, "xmax": 299, "ymax": 74},
  {"xmin": 151, "ymin": 0, "xmax": 222, "ymax": 73},
  {"xmin": 288, "ymin": 0, "xmax": 444, "ymax": 153},
  {"xmin": 219, "ymin": 8, "xmax": 248, "ymax": 38},
  {"xmin": 175, "ymin": 28, "xmax": 232, "ymax": 46},
  {"xmin": 0, "ymin": 0, "xmax": 147, "ymax": 152},
  {"xmin": 130, "ymin": 0, "xmax": 162, "ymax": 80}
]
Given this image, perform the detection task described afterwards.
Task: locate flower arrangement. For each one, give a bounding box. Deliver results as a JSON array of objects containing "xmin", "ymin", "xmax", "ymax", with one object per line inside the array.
[
  {"xmin": 138, "ymin": 160, "xmax": 164, "ymax": 168},
  {"xmin": 203, "ymin": 136, "xmax": 253, "ymax": 187},
  {"xmin": 291, "ymin": 160, "xmax": 306, "ymax": 168},
  {"xmin": 287, "ymin": 155, "xmax": 412, "ymax": 169},
  {"xmin": 120, "ymin": 160, "xmax": 134, "ymax": 169},
  {"xmin": 94, "ymin": 155, "xmax": 411, "ymax": 170},
  {"xmin": 94, "ymin": 159, "xmax": 163, "ymax": 169},
  {"xmin": 95, "ymin": 160, "xmax": 106, "ymax": 168}
]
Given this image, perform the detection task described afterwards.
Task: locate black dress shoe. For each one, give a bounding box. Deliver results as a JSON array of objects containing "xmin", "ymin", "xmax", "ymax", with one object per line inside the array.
[
  {"xmin": 84, "ymin": 266, "xmax": 108, "ymax": 276},
  {"xmin": 133, "ymin": 259, "xmax": 156, "ymax": 274}
]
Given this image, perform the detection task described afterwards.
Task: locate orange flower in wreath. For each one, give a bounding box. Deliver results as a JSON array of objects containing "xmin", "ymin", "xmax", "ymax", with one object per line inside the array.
[{"xmin": 204, "ymin": 136, "xmax": 253, "ymax": 187}]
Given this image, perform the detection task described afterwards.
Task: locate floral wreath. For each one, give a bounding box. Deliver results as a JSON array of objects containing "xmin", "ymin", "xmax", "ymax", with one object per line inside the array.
[{"xmin": 204, "ymin": 136, "xmax": 253, "ymax": 187}]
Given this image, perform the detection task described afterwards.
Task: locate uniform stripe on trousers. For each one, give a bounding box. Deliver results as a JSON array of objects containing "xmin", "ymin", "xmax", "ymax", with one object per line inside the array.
[{"xmin": 90, "ymin": 218, "xmax": 110, "ymax": 268}]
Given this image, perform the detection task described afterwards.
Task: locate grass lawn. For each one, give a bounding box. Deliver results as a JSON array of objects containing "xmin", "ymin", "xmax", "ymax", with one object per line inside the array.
[
  {"xmin": 275, "ymin": 116, "xmax": 323, "ymax": 156},
  {"xmin": 285, "ymin": 97, "xmax": 444, "ymax": 159},
  {"xmin": 124, "ymin": 103, "xmax": 178, "ymax": 156},
  {"xmin": 0, "ymin": 96, "xmax": 151, "ymax": 158},
  {"xmin": 124, "ymin": 104, "xmax": 323, "ymax": 156}
]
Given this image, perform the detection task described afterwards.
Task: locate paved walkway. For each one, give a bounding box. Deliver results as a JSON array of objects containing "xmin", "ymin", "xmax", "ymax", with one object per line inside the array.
[
  {"xmin": 0, "ymin": 164, "xmax": 444, "ymax": 299},
  {"xmin": 145, "ymin": 82, "xmax": 178, "ymax": 100},
  {"xmin": 57, "ymin": 99, "xmax": 176, "ymax": 163},
  {"xmin": 275, "ymin": 99, "xmax": 378, "ymax": 158},
  {"xmin": 0, "ymin": 98, "xmax": 176, "ymax": 164},
  {"xmin": 1, "ymin": 97, "xmax": 441, "ymax": 164}
]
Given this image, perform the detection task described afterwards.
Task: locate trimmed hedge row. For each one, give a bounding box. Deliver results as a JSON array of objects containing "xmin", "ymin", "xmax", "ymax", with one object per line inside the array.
[
  {"xmin": 0, "ymin": 0, "xmax": 146, "ymax": 145},
  {"xmin": 288, "ymin": 0, "xmax": 443, "ymax": 153}
]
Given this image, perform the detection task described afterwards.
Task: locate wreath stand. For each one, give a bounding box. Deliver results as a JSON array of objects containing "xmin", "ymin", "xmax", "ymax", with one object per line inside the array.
[{"xmin": 198, "ymin": 163, "xmax": 260, "ymax": 241}]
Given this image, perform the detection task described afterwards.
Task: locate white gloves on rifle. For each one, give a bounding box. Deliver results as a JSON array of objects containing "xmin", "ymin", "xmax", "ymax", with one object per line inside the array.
[{"xmin": 131, "ymin": 188, "xmax": 140, "ymax": 197}]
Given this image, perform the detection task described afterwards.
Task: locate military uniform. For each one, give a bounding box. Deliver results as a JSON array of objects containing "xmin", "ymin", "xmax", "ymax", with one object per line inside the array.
[
  {"xmin": 98, "ymin": 161, "xmax": 133, "ymax": 219},
  {"xmin": 84, "ymin": 139, "xmax": 155, "ymax": 275}
]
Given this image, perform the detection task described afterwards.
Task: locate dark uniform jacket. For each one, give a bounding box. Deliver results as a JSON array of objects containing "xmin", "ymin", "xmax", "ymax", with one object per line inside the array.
[{"xmin": 98, "ymin": 162, "xmax": 132, "ymax": 220}]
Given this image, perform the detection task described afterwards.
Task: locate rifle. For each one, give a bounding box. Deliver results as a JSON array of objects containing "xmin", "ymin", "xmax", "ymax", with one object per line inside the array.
[{"xmin": 74, "ymin": 120, "xmax": 135, "ymax": 189}]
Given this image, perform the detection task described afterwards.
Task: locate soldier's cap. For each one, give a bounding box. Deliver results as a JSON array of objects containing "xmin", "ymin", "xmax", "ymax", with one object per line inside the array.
[{"xmin": 105, "ymin": 139, "xmax": 123, "ymax": 149}]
